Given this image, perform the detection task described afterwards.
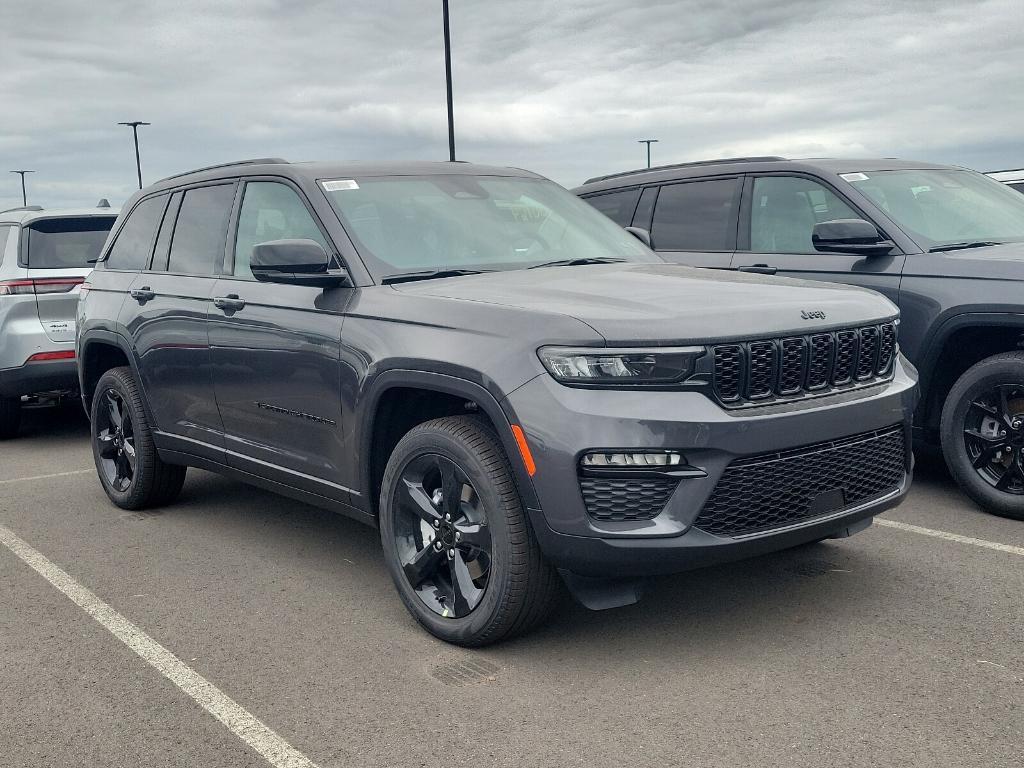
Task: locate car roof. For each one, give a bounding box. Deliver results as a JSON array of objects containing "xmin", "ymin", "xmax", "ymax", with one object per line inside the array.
[
  {"xmin": 574, "ymin": 157, "xmax": 967, "ymax": 194},
  {"xmin": 0, "ymin": 206, "xmax": 121, "ymax": 226},
  {"xmin": 145, "ymin": 158, "xmax": 544, "ymax": 194}
]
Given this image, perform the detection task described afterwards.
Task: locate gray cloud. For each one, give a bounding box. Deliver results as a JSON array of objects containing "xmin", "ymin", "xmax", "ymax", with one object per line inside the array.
[{"xmin": 0, "ymin": 0, "xmax": 1021, "ymax": 210}]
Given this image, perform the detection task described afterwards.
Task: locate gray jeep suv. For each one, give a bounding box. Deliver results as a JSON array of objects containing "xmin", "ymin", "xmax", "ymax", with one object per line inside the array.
[
  {"xmin": 77, "ymin": 159, "xmax": 917, "ymax": 645},
  {"xmin": 577, "ymin": 157, "xmax": 1024, "ymax": 520}
]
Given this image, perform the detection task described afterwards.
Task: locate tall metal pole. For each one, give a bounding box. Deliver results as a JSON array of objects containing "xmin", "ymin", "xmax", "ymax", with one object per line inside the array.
[
  {"xmin": 442, "ymin": 0, "xmax": 456, "ymax": 162},
  {"xmin": 9, "ymin": 170, "xmax": 35, "ymax": 206},
  {"xmin": 118, "ymin": 121, "xmax": 150, "ymax": 189},
  {"xmin": 638, "ymin": 139, "xmax": 659, "ymax": 168}
]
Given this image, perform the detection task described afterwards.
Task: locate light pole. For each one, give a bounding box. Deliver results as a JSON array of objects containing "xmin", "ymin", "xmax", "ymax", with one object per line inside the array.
[
  {"xmin": 118, "ymin": 121, "xmax": 150, "ymax": 189},
  {"xmin": 442, "ymin": 0, "xmax": 456, "ymax": 162},
  {"xmin": 638, "ymin": 138, "xmax": 659, "ymax": 168},
  {"xmin": 9, "ymin": 170, "xmax": 35, "ymax": 207}
]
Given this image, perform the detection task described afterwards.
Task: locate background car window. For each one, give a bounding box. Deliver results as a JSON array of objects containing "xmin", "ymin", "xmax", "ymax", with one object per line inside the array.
[
  {"xmin": 650, "ymin": 178, "xmax": 739, "ymax": 251},
  {"xmin": 584, "ymin": 188, "xmax": 641, "ymax": 227},
  {"xmin": 750, "ymin": 176, "xmax": 859, "ymax": 254},
  {"xmin": 1010, "ymin": 183, "xmax": 1024, "ymax": 195},
  {"xmin": 27, "ymin": 217, "xmax": 117, "ymax": 269},
  {"xmin": 234, "ymin": 182, "xmax": 328, "ymax": 279},
  {"xmin": 0, "ymin": 225, "xmax": 14, "ymax": 267},
  {"xmin": 105, "ymin": 197, "xmax": 166, "ymax": 270},
  {"xmin": 167, "ymin": 185, "xmax": 235, "ymax": 275}
]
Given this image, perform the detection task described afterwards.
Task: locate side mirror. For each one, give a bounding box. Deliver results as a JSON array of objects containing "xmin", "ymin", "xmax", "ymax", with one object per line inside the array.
[
  {"xmin": 812, "ymin": 219, "xmax": 895, "ymax": 256},
  {"xmin": 624, "ymin": 226, "xmax": 652, "ymax": 248},
  {"xmin": 250, "ymin": 239, "xmax": 350, "ymax": 288}
]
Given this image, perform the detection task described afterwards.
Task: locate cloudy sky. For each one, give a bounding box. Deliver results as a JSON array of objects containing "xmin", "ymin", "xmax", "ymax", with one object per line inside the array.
[{"xmin": 0, "ymin": 0, "xmax": 1021, "ymax": 210}]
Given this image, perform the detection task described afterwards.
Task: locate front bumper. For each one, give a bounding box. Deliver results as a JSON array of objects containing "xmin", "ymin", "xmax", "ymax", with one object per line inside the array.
[
  {"xmin": 504, "ymin": 357, "xmax": 918, "ymax": 577},
  {"xmin": 0, "ymin": 359, "xmax": 79, "ymax": 398}
]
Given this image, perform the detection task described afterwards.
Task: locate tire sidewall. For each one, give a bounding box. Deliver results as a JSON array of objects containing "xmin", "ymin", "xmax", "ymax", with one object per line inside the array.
[
  {"xmin": 90, "ymin": 369, "xmax": 145, "ymax": 508},
  {"xmin": 379, "ymin": 424, "xmax": 516, "ymax": 645}
]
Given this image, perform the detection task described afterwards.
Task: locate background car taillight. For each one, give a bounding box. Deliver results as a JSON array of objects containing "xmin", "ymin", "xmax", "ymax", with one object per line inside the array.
[
  {"xmin": 25, "ymin": 350, "xmax": 76, "ymax": 363},
  {"xmin": 0, "ymin": 277, "xmax": 85, "ymax": 296}
]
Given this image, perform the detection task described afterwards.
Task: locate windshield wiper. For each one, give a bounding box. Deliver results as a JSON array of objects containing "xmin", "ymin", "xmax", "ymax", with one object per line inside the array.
[
  {"xmin": 929, "ymin": 241, "xmax": 1004, "ymax": 253},
  {"xmin": 381, "ymin": 268, "xmax": 493, "ymax": 285},
  {"xmin": 527, "ymin": 257, "xmax": 626, "ymax": 269}
]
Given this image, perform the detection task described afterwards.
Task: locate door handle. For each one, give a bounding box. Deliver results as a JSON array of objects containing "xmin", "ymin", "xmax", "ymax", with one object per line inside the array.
[
  {"xmin": 213, "ymin": 294, "xmax": 246, "ymax": 312},
  {"xmin": 737, "ymin": 264, "xmax": 778, "ymax": 275},
  {"xmin": 130, "ymin": 287, "xmax": 155, "ymax": 303}
]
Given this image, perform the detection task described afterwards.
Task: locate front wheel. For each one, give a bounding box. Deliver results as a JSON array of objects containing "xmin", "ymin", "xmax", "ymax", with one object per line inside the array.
[
  {"xmin": 941, "ymin": 352, "xmax": 1024, "ymax": 520},
  {"xmin": 378, "ymin": 416, "xmax": 560, "ymax": 646}
]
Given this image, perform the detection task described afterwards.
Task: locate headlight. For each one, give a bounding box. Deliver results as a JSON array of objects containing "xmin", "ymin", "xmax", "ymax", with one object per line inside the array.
[{"xmin": 537, "ymin": 346, "xmax": 704, "ymax": 386}]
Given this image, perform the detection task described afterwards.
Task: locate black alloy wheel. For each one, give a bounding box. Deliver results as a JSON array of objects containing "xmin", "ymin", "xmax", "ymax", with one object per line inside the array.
[
  {"xmin": 393, "ymin": 453, "xmax": 492, "ymax": 618},
  {"xmin": 95, "ymin": 388, "xmax": 138, "ymax": 492},
  {"xmin": 962, "ymin": 384, "xmax": 1024, "ymax": 494}
]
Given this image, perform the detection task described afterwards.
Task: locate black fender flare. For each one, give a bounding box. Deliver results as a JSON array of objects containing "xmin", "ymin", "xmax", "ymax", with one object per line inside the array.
[{"xmin": 77, "ymin": 329, "xmax": 156, "ymax": 425}]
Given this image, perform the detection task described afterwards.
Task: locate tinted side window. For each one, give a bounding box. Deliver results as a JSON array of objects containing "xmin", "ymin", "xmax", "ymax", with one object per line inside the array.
[
  {"xmin": 233, "ymin": 182, "xmax": 328, "ymax": 279},
  {"xmin": 105, "ymin": 197, "xmax": 166, "ymax": 270},
  {"xmin": 167, "ymin": 184, "xmax": 235, "ymax": 276},
  {"xmin": 651, "ymin": 179, "xmax": 739, "ymax": 251},
  {"xmin": 749, "ymin": 176, "xmax": 859, "ymax": 254},
  {"xmin": 583, "ymin": 188, "xmax": 641, "ymax": 227},
  {"xmin": 1010, "ymin": 183, "xmax": 1024, "ymax": 195},
  {"xmin": 0, "ymin": 225, "xmax": 14, "ymax": 267}
]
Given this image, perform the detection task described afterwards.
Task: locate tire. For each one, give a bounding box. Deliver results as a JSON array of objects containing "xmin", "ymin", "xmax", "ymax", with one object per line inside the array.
[
  {"xmin": 90, "ymin": 367, "xmax": 186, "ymax": 510},
  {"xmin": 941, "ymin": 352, "xmax": 1024, "ymax": 520},
  {"xmin": 0, "ymin": 396, "xmax": 21, "ymax": 439},
  {"xmin": 378, "ymin": 416, "xmax": 560, "ymax": 646}
]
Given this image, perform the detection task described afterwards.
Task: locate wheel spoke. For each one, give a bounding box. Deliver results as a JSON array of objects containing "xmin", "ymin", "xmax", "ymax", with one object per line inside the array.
[
  {"xmin": 96, "ymin": 431, "xmax": 118, "ymax": 459},
  {"xmin": 105, "ymin": 391, "xmax": 123, "ymax": 429},
  {"xmin": 399, "ymin": 479, "xmax": 441, "ymax": 524},
  {"xmin": 963, "ymin": 428, "xmax": 1003, "ymax": 445},
  {"xmin": 454, "ymin": 522, "xmax": 490, "ymax": 552},
  {"xmin": 972, "ymin": 443, "xmax": 1002, "ymax": 469},
  {"xmin": 123, "ymin": 439, "xmax": 137, "ymax": 471},
  {"xmin": 439, "ymin": 457, "xmax": 463, "ymax": 518},
  {"xmin": 970, "ymin": 399, "xmax": 999, "ymax": 417},
  {"xmin": 997, "ymin": 385, "xmax": 1016, "ymax": 427},
  {"xmin": 450, "ymin": 550, "xmax": 483, "ymax": 616},
  {"xmin": 403, "ymin": 544, "xmax": 445, "ymax": 589}
]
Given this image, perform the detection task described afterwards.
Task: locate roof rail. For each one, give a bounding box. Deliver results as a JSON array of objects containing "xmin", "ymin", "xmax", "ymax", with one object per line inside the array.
[
  {"xmin": 0, "ymin": 205, "xmax": 43, "ymax": 214},
  {"xmin": 158, "ymin": 157, "xmax": 289, "ymax": 183},
  {"xmin": 583, "ymin": 156, "xmax": 787, "ymax": 185}
]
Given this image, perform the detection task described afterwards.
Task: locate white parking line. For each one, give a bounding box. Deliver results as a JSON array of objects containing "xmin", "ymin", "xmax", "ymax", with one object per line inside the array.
[
  {"xmin": 0, "ymin": 469, "xmax": 93, "ymax": 485},
  {"xmin": 0, "ymin": 524, "xmax": 319, "ymax": 768},
  {"xmin": 876, "ymin": 518, "xmax": 1024, "ymax": 557}
]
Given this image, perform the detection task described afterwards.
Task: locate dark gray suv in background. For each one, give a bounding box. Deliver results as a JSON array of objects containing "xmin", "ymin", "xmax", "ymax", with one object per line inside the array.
[
  {"xmin": 77, "ymin": 159, "xmax": 917, "ymax": 645},
  {"xmin": 577, "ymin": 158, "xmax": 1024, "ymax": 520}
]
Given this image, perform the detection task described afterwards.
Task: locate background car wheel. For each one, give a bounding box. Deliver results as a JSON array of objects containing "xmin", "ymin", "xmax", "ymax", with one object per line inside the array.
[
  {"xmin": 0, "ymin": 396, "xmax": 21, "ymax": 439},
  {"xmin": 90, "ymin": 367, "xmax": 186, "ymax": 510},
  {"xmin": 379, "ymin": 416, "xmax": 560, "ymax": 646},
  {"xmin": 941, "ymin": 352, "xmax": 1024, "ymax": 520}
]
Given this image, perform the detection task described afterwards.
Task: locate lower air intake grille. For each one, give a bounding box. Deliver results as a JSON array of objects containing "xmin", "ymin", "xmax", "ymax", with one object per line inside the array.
[
  {"xmin": 580, "ymin": 477, "xmax": 678, "ymax": 522},
  {"xmin": 693, "ymin": 426, "xmax": 906, "ymax": 537}
]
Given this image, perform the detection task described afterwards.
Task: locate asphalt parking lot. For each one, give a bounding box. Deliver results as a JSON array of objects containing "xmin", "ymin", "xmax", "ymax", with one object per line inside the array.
[{"xmin": 1, "ymin": 406, "xmax": 1022, "ymax": 768}]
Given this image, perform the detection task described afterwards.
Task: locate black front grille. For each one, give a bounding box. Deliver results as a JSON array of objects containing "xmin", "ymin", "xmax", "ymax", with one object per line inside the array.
[
  {"xmin": 693, "ymin": 426, "xmax": 906, "ymax": 537},
  {"xmin": 711, "ymin": 322, "xmax": 897, "ymax": 407},
  {"xmin": 580, "ymin": 476, "xmax": 678, "ymax": 522}
]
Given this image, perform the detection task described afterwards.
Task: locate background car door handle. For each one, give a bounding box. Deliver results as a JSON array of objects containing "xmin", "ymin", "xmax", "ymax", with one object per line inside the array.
[
  {"xmin": 129, "ymin": 287, "xmax": 155, "ymax": 303},
  {"xmin": 737, "ymin": 264, "xmax": 778, "ymax": 275},
  {"xmin": 213, "ymin": 294, "xmax": 245, "ymax": 312}
]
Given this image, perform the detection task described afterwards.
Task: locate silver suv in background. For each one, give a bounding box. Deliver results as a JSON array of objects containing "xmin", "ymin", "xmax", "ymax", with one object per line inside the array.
[
  {"xmin": 0, "ymin": 204, "xmax": 117, "ymax": 438},
  {"xmin": 988, "ymin": 169, "xmax": 1024, "ymax": 194}
]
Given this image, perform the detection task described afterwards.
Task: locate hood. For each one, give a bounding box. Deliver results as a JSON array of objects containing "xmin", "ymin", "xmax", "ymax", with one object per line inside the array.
[
  {"xmin": 393, "ymin": 263, "xmax": 897, "ymax": 344},
  {"xmin": 909, "ymin": 241, "xmax": 1024, "ymax": 280}
]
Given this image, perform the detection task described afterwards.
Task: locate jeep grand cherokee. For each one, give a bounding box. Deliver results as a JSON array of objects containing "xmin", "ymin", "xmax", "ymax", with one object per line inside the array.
[{"xmin": 77, "ymin": 159, "xmax": 917, "ymax": 645}]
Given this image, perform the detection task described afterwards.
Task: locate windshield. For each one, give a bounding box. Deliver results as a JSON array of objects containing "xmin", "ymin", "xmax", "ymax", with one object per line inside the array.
[
  {"xmin": 321, "ymin": 174, "xmax": 657, "ymax": 279},
  {"xmin": 27, "ymin": 216, "xmax": 116, "ymax": 269},
  {"xmin": 844, "ymin": 169, "xmax": 1024, "ymax": 250}
]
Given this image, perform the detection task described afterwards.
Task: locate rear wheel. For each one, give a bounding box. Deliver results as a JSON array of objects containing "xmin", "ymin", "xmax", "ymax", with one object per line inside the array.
[
  {"xmin": 0, "ymin": 396, "xmax": 21, "ymax": 439},
  {"xmin": 90, "ymin": 367, "xmax": 186, "ymax": 510},
  {"xmin": 378, "ymin": 416, "xmax": 560, "ymax": 646},
  {"xmin": 941, "ymin": 352, "xmax": 1024, "ymax": 520}
]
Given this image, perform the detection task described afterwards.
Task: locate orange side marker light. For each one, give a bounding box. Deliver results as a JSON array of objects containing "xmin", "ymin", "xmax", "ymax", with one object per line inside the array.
[{"xmin": 510, "ymin": 424, "xmax": 536, "ymax": 477}]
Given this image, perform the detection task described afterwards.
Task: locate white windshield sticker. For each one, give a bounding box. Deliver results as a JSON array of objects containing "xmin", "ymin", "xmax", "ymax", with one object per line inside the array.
[
  {"xmin": 322, "ymin": 179, "xmax": 359, "ymax": 191},
  {"xmin": 840, "ymin": 172, "xmax": 869, "ymax": 182}
]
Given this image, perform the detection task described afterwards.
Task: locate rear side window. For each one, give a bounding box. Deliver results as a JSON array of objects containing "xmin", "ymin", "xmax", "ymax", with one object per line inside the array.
[
  {"xmin": 0, "ymin": 225, "xmax": 15, "ymax": 267},
  {"xmin": 651, "ymin": 178, "xmax": 740, "ymax": 251},
  {"xmin": 584, "ymin": 188, "xmax": 641, "ymax": 227},
  {"xmin": 25, "ymin": 217, "xmax": 116, "ymax": 269},
  {"xmin": 167, "ymin": 184, "xmax": 235, "ymax": 275},
  {"xmin": 105, "ymin": 196, "xmax": 166, "ymax": 270}
]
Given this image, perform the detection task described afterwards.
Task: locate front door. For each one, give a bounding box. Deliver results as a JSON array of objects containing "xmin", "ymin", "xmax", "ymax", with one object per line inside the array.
[
  {"xmin": 732, "ymin": 174, "xmax": 904, "ymax": 305},
  {"xmin": 207, "ymin": 179, "xmax": 354, "ymax": 496}
]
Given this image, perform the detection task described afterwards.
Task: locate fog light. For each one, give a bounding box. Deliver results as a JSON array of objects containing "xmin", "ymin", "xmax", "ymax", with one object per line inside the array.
[{"xmin": 580, "ymin": 451, "xmax": 683, "ymax": 468}]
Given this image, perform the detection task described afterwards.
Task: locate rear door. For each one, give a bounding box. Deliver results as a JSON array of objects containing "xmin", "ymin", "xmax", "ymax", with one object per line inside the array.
[
  {"xmin": 23, "ymin": 215, "xmax": 116, "ymax": 342},
  {"xmin": 732, "ymin": 174, "xmax": 904, "ymax": 304},
  {"xmin": 644, "ymin": 176, "xmax": 741, "ymax": 268}
]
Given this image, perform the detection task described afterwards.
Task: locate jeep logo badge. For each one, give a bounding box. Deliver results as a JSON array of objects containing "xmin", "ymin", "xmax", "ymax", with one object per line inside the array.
[{"xmin": 800, "ymin": 310, "xmax": 827, "ymax": 320}]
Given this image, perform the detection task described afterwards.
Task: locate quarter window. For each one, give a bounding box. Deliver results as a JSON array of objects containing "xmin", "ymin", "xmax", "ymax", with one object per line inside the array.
[
  {"xmin": 749, "ymin": 176, "xmax": 859, "ymax": 254},
  {"xmin": 584, "ymin": 188, "xmax": 641, "ymax": 227},
  {"xmin": 0, "ymin": 225, "xmax": 15, "ymax": 267},
  {"xmin": 167, "ymin": 184, "xmax": 236, "ymax": 276},
  {"xmin": 233, "ymin": 182, "xmax": 328, "ymax": 279},
  {"xmin": 105, "ymin": 196, "xmax": 166, "ymax": 270},
  {"xmin": 651, "ymin": 178, "xmax": 739, "ymax": 251}
]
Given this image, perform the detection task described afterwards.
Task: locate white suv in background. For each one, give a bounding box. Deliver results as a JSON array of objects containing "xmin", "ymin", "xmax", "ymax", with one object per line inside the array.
[
  {"xmin": 0, "ymin": 204, "xmax": 117, "ymax": 438},
  {"xmin": 988, "ymin": 169, "xmax": 1024, "ymax": 194}
]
